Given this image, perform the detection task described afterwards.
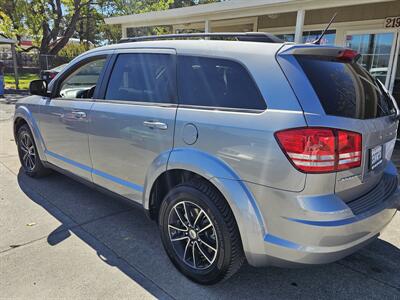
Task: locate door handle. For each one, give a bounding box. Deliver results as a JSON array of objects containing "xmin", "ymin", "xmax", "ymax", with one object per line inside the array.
[
  {"xmin": 143, "ymin": 121, "xmax": 168, "ymax": 130},
  {"xmin": 71, "ymin": 111, "xmax": 87, "ymax": 119}
]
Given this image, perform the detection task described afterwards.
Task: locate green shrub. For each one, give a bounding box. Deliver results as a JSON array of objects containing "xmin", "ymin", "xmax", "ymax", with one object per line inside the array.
[{"xmin": 58, "ymin": 43, "xmax": 93, "ymax": 60}]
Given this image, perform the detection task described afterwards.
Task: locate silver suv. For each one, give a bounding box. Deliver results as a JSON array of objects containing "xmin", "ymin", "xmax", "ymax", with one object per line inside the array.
[{"xmin": 14, "ymin": 33, "xmax": 400, "ymax": 284}]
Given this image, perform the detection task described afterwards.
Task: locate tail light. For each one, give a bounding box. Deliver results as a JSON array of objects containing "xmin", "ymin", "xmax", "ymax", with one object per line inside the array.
[{"xmin": 275, "ymin": 127, "xmax": 362, "ymax": 173}]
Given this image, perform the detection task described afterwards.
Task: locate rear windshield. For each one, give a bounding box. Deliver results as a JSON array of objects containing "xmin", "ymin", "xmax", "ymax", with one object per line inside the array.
[{"xmin": 296, "ymin": 55, "xmax": 396, "ymax": 119}]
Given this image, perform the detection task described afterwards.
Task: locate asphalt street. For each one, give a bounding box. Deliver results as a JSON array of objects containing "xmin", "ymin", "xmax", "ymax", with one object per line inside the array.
[{"xmin": 0, "ymin": 98, "xmax": 399, "ymax": 299}]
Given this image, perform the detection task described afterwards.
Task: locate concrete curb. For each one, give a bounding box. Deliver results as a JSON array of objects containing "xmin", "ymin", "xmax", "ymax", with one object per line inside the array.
[
  {"xmin": 0, "ymin": 94, "xmax": 27, "ymax": 104},
  {"xmin": 4, "ymin": 89, "xmax": 29, "ymax": 95}
]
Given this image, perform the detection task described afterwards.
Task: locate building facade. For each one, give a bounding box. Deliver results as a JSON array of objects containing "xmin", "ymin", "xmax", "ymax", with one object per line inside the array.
[{"xmin": 105, "ymin": 0, "xmax": 400, "ymax": 101}]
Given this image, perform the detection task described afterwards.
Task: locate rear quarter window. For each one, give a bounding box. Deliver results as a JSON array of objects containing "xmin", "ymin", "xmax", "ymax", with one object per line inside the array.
[
  {"xmin": 178, "ymin": 56, "xmax": 266, "ymax": 110},
  {"xmin": 296, "ymin": 55, "xmax": 396, "ymax": 119}
]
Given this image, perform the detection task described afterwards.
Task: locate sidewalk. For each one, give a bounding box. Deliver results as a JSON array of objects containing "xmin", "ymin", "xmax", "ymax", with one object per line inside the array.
[
  {"xmin": 0, "ymin": 101, "xmax": 399, "ymax": 299},
  {"xmin": 0, "ymin": 93, "xmax": 28, "ymax": 104}
]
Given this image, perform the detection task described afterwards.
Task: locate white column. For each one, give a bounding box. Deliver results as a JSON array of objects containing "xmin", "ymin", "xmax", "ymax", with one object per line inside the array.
[
  {"xmin": 388, "ymin": 32, "xmax": 400, "ymax": 92},
  {"xmin": 205, "ymin": 19, "xmax": 211, "ymax": 33},
  {"xmin": 253, "ymin": 17, "xmax": 258, "ymax": 32},
  {"xmin": 334, "ymin": 28, "xmax": 346, "ymax": 47},
  {"xmin": 121, "ymin": 26, "xmax": 128, "ymax": 38},
  {"xmin": 294, "ymin": 9, "xmax": 305, "ymax": 44}
]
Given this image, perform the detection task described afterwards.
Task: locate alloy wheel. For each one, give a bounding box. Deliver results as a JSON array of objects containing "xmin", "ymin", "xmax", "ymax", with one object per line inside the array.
[
  {"xmin": 168, "ymin": 201, "xmax": 218, "ymax": 270},
  {"xmin": 19, "ymin": 132, "xmax": 36, "ymax": 171}
]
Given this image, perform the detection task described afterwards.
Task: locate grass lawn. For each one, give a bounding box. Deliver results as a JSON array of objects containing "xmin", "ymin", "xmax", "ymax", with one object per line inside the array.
[{"xmin": 4, "ymin": 73, "xmax": 39, "ymax": 90}]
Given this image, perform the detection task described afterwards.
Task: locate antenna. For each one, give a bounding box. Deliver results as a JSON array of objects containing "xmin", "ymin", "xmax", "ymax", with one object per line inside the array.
[{"xmin": 312, "ymin": 12, "xmax": 337, "ymax": 45}]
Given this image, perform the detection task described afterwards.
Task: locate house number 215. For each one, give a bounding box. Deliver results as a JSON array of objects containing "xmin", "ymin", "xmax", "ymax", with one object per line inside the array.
[{"xmin": 385, "ymin": 17, "xmax": 400, "ymax": 28}]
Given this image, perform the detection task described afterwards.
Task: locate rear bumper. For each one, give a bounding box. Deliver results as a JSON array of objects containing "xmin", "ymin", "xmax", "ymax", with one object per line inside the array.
[
  {"xmin": 262, "ymin": 198, "xmax": 397, "ymax": 267},
  {"xmin": 245, "ymin": 163, "xmax": 400, "ymax": 267}
]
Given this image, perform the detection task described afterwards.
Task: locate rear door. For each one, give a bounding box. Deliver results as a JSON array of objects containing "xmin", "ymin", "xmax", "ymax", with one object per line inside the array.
[
  {"xmin": 38, "ymin": 54, "xmax": 109, "ymax": 180},
  {"xmin": 88, "ymin": 49, "xmax": 177, "ymax": 202},
  {"xmin": 278, "ymin": 46, "xmax": 398, "ymax": 200}
]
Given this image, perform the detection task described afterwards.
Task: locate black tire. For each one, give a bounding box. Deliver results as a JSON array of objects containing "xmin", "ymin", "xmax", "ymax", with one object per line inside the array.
[
  {"xmin": 17, "ymin": 124, "xmax": 51, "ymax": 177},
  {"xmin": 159, "ymin": 179, "xmax": 244, "ymax": 284}
]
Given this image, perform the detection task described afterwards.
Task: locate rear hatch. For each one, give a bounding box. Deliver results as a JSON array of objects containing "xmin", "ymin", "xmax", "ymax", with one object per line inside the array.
[{"xmin": 277, "ymin": 45, "xmax": 398, "ymax": 201}]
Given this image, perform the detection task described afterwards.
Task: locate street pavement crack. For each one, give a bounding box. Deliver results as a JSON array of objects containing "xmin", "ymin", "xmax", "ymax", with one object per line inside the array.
[{"xmin": 0, "ymin": 160, "xmax": 18, "ymax": 176}]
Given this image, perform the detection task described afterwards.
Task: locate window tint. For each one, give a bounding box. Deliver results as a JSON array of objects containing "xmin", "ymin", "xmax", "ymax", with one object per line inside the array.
[
  {"xmin": 296, "ymin": 55, "xmax": 396, "ymax": 119},
  {"xmin": 59, "ymin": 58, "xmax": 106, "ymax": 99},
  {"xmin": 105, "ymin": 53, "xmax": 176, "ymax": 103},
  {"xmin": 178, "ymin": 56, "xmax": 266, "ymax": 110}
]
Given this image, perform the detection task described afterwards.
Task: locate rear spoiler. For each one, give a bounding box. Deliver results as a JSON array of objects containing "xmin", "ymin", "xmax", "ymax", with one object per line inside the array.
[{"xmin": 277, "ymin": 45, "xmax": 361, "ymax": 63}]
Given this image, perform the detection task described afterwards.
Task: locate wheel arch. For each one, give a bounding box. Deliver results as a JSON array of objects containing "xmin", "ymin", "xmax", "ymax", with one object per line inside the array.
[
  {"xmin": 143, "ymin": 148, "xmax": 266, "ymax": 265},
  {"xmin": 143, "ymin": 147, "xmax": 241, "ymax": 212},
  {"xmin": 14, "ymin": 105, "xmax": 47, "ymax": 161},
  {"xmin": 14, "ymin": 117, "xmax": 28, "ymax": 138}
]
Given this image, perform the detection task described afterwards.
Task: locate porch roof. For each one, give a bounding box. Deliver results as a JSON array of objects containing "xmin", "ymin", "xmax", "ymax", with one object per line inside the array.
[{"xmin": 104, "ymin": 0, "xmax": 394, "ymax": 28}]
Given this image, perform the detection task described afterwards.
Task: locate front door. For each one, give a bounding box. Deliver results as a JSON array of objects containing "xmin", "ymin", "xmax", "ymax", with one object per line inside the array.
[
  {"xmin": 89, "ymin": 50, "xmax": 177, "ymax": 202},
  {"xmin": 38, "ymin": 56, "xmax": 108, "ymax": 180}
]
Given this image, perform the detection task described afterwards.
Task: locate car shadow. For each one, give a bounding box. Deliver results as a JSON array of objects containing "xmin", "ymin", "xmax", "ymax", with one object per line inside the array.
[{"xmin": 17, "ymin": 169, "xmax": 400, "ymax": 299}]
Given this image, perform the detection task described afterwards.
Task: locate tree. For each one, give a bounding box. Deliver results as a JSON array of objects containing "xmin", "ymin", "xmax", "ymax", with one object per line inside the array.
[
  {"xmin": 75, "ymin": 0, "xmax": 107, "ymax": 48},
  {"xmin": 171, "ymin": 0, "xmax": 218, "ymax": 8},
  {"xmin": 0, "ymin": 0, "xmax": 93, "ymax": 68},
  {"xmin": 0, "ymin": 0, "xmax": 224, "ymax": 69},
  {"xmin": 99, "ymin": 0, "xmax": 173, "ymax": 16},
  {"xmin": 32, "ymin": 1, "xmax": 92, "ymax": 61},
  {"xmin": 0, "ymin": 0, "xmax": 29, "ymax": 43}
]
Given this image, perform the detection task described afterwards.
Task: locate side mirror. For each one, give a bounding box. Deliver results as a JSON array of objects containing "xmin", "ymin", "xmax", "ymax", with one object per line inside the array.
[{"xmin": 29, "ymin": 80, "xmax": 49, "ymax": 97}]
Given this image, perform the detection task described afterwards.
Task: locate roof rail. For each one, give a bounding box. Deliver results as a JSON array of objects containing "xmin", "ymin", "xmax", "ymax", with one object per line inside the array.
[{"xmin": 118, "ymin": 32, "xmax": 283, "ymax": 44}]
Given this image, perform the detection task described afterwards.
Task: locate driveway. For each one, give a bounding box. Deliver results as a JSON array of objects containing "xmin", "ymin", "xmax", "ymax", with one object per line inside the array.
[{"xmin": 0, "ymin": 100, "xmax": 399, "ymax": 299}]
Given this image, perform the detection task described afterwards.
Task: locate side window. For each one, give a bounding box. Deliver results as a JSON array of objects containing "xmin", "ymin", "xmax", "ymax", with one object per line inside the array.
[
  {"xmin": 178, "ymin": 56, "xmax": 266, "ymax": 110},
  {"xmin": 105, "ymin": 53, "xmax": 176, "ymax": 103},
  {"xmin": 58, "ymin": 58, "xmax": 106, "ymax": 99}
]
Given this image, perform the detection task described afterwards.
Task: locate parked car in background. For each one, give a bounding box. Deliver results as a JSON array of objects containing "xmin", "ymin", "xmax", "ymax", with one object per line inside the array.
[
  {"xmin": 40, "ymin": 63, "xmax": 67, "ymax": 83},
  {"xmin": 14, "ymin": 33, "xmax": 400, "ymax": 284}
]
